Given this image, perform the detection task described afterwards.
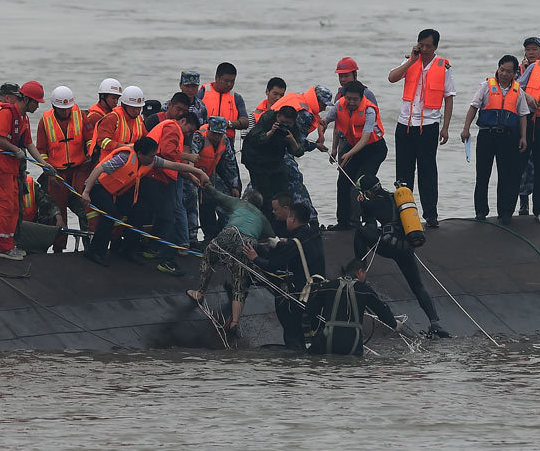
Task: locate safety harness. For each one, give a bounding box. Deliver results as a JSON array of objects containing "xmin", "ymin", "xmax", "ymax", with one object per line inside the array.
[{"xmin": 292, "ymin": 237, "xmax": 327, "ymax": 303}]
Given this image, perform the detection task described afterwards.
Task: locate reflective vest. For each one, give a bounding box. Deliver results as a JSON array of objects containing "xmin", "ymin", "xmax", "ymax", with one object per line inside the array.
[
  {"xmin": 0, "ymin": 102, "xmax": 27, "ymax": 174},
  {"xmin": 146, "ymin": 119, "xmax": 183, "ymax": 182},
  {"xmin": 403, "ymin": 57, "xmax": 448, "ymax": 128},
  {"xmin": 335, "ymin": 96, "xmax": 384, "ymax": 146},
  {"xmin": 525, "ymin": 61, "xmax": 540, "ymax": 117},
  {"xmin": 98, "ymin": 146, "xmax": 152, "ymax": 204},
  {"xmin": 201, "ymin": 83, "xmax": 238, "ymax": 139},
  {"xmin": 477, "ymin": 78, "xmax": 520, "ymax": 129},
  {"xmin": 89, "ymin": 105, "xmax": 145, "ymax": 158},
  {"xmin": 271, "ymin": 86, "xmax": 321, "ymax": 133},
  {"xmin": 252, "ymin": 99, "xmax": 268, "ymax": 123},
  {"xmin": 194, "ymin": 128, "xmax": 227, "ymax": 177},
  {"xmin": 42, "ymin": 105, "xmax": 86, "ymax": 168},
  {"xmin": 22, "ymin": 175, "xmax": 37, "ymax": 222}
]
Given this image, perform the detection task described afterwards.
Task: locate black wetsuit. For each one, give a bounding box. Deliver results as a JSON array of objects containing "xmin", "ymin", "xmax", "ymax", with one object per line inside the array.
[
  {"xmin": 353, "ymin": 189, "xmax": 440, "ymax": 323},
  {"xmin": 305, "ymin": 277, "xmax": 397, "ymax": 356},
  {"xmin": 255, "ymin": 224, "xmax": 326, "ymax": 350}
]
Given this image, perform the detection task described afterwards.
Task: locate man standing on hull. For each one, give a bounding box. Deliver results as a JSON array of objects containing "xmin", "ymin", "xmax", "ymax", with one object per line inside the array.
[{"xmin": 388, "ymin": 29, "xmax": 456, "ymax": 228}]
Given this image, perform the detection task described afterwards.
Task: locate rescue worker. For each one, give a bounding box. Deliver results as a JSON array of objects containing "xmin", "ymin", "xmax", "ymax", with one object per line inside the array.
[
  {"xmin": 89, "ymin": 85, "xmax": 147, "ymax": 161},
  {"xmin": 81, "ymin": 137, "xmax": 209, "ymax": 267},
  {"xmin": 179, "ymin": 71, "xmax": 207, "ymax": 127},
  {"xmin": 144, "ymin": 92, "xmax": 190, "ymax": 132},
  {"xmin": 36, "ymin": 86, "xmax": 94, "ymax": 252},
  {"xmin": 270, "ymin": 85, "xmax": 334, "ymax": 224},
  {"xmin": 0, "ymin": 81, "xmax": 54, "ymax": 260},
  {"xmin": 353, "ymin": 174, "xmax": 450, "ymax": 338},
  {"xmin": 271, "ymin": 192, "xmax": 292, "ymax": 237},
  {"xmin": 388, "ymin": 28, "xmax": 456, "ymax": 228},
  {"xmin": 461, "ymin": 55, "xmax": 529, "ymax": 224},
  {"xmin": 87, "ymin": 78, "xmax": 123, "ymax": 128},
  {"xmin": 142, "ymin": 113, "xmax": 202, "ymax": 275},
  {"xmin": 325, "ymin": 81, "xmax": 388, "ymax": 230},
  {"xmin": 187, "ymin": 185, "xmax": 276, "ymax": 337},
  {"xmin": 517, "ymin": 37, "xmax": 540, "ymax": 223},
  {"xmin": 304, "ymin": 258, "xmax": 401, "ymax": 356},
  {"xmin": 243, "ymin": 203, "xmax": 326, "ymax": 350},
  {"xmin": 192, "ymin": 116, "xmax": 240, "ymax": 241},
  {"xmin": 197, "ymin": 62, "xmax": 249, "ymax": 152},
  {"xmin": 21, "ymin": 174, "xmax": 64, "ymax": 226},
  {"xmin": 241, "ymin": 106, "xmax": 301, "ymax": 219}
]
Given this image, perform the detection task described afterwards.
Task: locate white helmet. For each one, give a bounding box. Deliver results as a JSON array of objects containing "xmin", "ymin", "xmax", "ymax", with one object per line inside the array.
[
  {"xmin": 98, "ymin": 78, "xmax": 123, "ymax": 95},
  {"xmin": 120, "ymin": 85, "xmax": 145, "ymax": 107},
  {"xmin": 51, "ymin": 86, "xmax": 75, "ymax": 109}
]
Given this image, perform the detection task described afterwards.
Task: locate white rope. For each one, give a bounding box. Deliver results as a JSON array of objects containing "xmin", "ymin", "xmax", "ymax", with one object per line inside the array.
[{"xmin": 415, "ymin": 254, "xmax": 504, "ymax": 348}]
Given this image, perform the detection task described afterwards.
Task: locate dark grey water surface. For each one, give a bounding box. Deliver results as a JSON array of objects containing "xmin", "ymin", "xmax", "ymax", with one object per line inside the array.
[{"xmin": 2, "ymin": 0, "xmax": 540, "ymax": 449}]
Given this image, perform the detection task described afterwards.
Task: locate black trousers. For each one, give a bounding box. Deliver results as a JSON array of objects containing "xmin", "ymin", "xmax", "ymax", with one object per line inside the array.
[
  {"xmin": 474, "ymin": 129, "xmax": 521, "ymax": 218},
  {"xmin": 199, "ymin": 190, "xmax": 227, "ymax": 241},
  {"xmin": 336, "ymin": 138, "xmax": 387, "ymax": 225},
  {"xmin": 275, "ymin": 295, "xmax": 306, "ymax": 350},
  {"xmin": 248, "ymin": 165, "xmax": 289, "ymax": 221},
  {"xmin": 89, "ymin": 184, "xmax": 142, "ymax": 256},
  {"xmin": 395, "ymin": 122, "xmax": 439, "ymax": 220},
  {"xmin": 354, "ymin": 226, "xmax": 439, "ymax": 323},
  {"xmin": 528, "ymin": 119, "xmax": 540, "ymax": 215},
  {"xmin": 136, "ymin": 177, "xmax": 176, "ymax": 262}
]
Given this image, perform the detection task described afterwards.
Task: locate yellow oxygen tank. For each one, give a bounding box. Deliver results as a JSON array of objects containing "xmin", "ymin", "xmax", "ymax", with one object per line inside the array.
[{"xmin": 393, "ymin": 182, "xmax": 425, "ymax": 247}]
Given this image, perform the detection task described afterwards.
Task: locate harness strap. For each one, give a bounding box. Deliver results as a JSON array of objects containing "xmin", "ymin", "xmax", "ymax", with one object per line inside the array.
[
  {"xmin": 292, "ymin": 237, "xmax": 326, "ymax": 303},
  {"xmin": 325, "ymin": 278, "xmax": 346, "ymax": 354}
]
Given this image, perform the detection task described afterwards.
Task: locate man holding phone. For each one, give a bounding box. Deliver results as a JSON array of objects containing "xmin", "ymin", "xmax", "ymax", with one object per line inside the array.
[{"xmin": 388, "ymin": 29, "xmax": 456, "ymax": 228}]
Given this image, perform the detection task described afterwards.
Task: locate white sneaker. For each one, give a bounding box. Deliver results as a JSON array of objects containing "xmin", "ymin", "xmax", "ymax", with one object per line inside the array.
[
  {"xmin": 14, "ymin": 246, "xmax": 26, "ymax": 257},
  {"xmin": 0, "ymin": 248, "xmax": 24, "ymax": 261}
]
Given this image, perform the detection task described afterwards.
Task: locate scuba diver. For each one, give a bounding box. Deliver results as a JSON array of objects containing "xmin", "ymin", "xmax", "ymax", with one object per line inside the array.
[
  {"xmin": 353, "ymin": 174, "xmax": 450, "ymax": 338},
  {"xmin": 304, "ymin": 258, "xmax": 402, "ymax": 356}
]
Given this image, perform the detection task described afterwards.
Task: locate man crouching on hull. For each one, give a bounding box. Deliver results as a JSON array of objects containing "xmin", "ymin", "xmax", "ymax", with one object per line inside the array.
[
  {"xmin": 353, "ymin": 174, "xmax": 450, "ymax": 338},
  {"xmin": 304, "ymin": 258, "xmax": 402, "ymax": 356}
]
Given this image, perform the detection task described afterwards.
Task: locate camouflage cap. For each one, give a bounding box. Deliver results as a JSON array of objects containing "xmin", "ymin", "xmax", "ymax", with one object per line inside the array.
[
  {"xmin": 0, "ymin": 83, "xmax": 20, "ymax": 96},
  {"xmin": 180, "ymin": 71, "xmax": 200, "ymax": 85},
  {"xmin": 523, "ymin": 37, "xmax": 540, "ymax": 48},
  {"xmin": 208, "ymin": 116, "xmax": 227, "ymax": 134},
  {"xmin": 315, "ymin": 85, "xmax": 333, "ymax": 106},
  {"xmin": 142, "ymin": 99, "xmax": 162, "ymax": 116}
]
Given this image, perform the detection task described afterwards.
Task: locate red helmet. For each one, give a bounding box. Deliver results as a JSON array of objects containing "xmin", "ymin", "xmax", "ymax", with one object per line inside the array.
[
  {"xmin": 19, "ymin": 81, "xmax": 45, "ymax": 103},
  {"xmin": 335, "ymin": 57, "xmax": 359, "ymax": 74}
]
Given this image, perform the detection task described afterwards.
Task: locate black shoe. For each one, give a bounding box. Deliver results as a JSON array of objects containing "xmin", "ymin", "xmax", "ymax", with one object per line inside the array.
[
  {"xmin": 519, "ymin": 207, "xmax": 529, "ymax": 216},
  {"xmin": 498, "ymin": 216, "xmax": 512, "ymax": 226},
  {"xmin": 475, "ymin": 214, "xmax": 486, "ymax": 221},
  {"xmin": 157, "ymin": 261, "xmax": 185, "ymax": 276},
  {"xmin": 124, "ymin": 250, "xmax": 146, "ymax": 265},
  {"xmin": 519, "ymin": 196, "xmax": 529, "ymax": 216},
  {"xmin": 428, "ymin": 322, "xmax": 451, "ymax": 338},
  {"xmin": 425, "ymin": 218, "xmax": 439, "ymax": 228},
  {"xmin": 84, "ymin": 250, "xmax": 109, "ymax": 267},
  {"xmin": 326, "ymin": 222, "xmax": 352, "ymax": 231}
]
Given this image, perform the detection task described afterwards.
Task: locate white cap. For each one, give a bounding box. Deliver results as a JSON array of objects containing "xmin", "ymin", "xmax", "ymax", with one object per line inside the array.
[
  {"xmin": 98, "ymin": 78, "xmax": 123, "ymax": 95},
  {"xmin": 120, "ymin": 85, "xmax": 145, "ymax": 107},
  {"xmin": 51, "ymin": 86, "xmax": 75, "ymax": 109}
]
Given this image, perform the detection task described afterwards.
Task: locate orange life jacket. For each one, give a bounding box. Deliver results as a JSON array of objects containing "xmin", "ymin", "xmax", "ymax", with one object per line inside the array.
[
  {"xmin": 98, "ymin": 146, "xmax": 152, "ymax": 204},
  {"xmin": 42, "ymin": 105, "xmax": 86, "ymax": 169},
  {"xmin": 477, "ymin": 78, "xmax": 520, "ymax": 129},
  {"xmin": 335, "ymin": 97, "xmax": 385, "ymax": 146},
  {"xmin": 22, "ymin": 175, "xmax": 37, "ymax": 222},
  {"xmin": 252, "ymin": 99, "xmax": 268, "ymax": 123},
  {"xmin": 146, "ymin": 119, "xmax": 183, "ymax": 182},
  {"xmin": 271, "ymin": 86, "xmax": 321, "ymax": 133},
  {"xmin": 194, "ymin": 128, "xmax": 227, "ymax": 177},
  {"xmin": 88, "ymin": 102, "xmax": 108, "ymax": 119},
  {"xmin": 525, "ymin": 61, "xmax": 540, "ymax": 118},
  {"xmin": 0, "ymin": 102, "xmax": 25, "ymax": 174},
  {"xmin": 402, "ymin": 57, "xmax": 448, "ymax": 128},
  {"xmin": 201, "ymin": 83, "xmax": 239, "ymax": 140},
  {"xmin": 89, "ymin": 105, "xmax": 145, "ymax": 159}
]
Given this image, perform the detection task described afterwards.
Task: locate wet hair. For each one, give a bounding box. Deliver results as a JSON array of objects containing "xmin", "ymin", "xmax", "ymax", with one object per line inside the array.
[
  {"xmin": 243, "ymin": 189, "xmax": 263, "ymax": 210},
  {"xmin": 216, "ymin": 62, "xmax": 237, "ymax": 77},
  {"xmin": 418, "ymin": 29, "xmax": 440, "ymax": 47},
  {"xmin": 134, "ymin": 136, "xmax": 158, "ymax": 155},
  {"xmin": 267, "ymin": 77, "xmax": 286, "ymax": 91},
  {"xmin": 498, "ymin": 54, "xmax": 519, "ymax": 72},
  {"xmin": 170, "ymin": 92, "xmax": 190, "ymax": 106},
  {"xmin": 272, "ymin": 192, "xmax": 292, "ymax": 207},
  {"xmin": 343, "ymin": 80, "xmax": 365, "ymax": 98},
  {"xmin": 277, "ymin": 106, "xmax": 297, "ymax": 121},
  {"xmin": 289, "ymin": 203, "xmax": 311, "ymax": 224},
  {"xmin": 343, "ymin": 258, "xmax": 367, "ymax": 276},
  {"xmin": 180, "ymin": 111, "xmax": 201, "ymax": 129}
]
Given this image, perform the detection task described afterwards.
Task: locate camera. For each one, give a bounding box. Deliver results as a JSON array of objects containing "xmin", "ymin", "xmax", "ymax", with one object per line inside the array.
[{"xmin": 275, "ymin": 122, "xmax": 290, "ymax": 137}]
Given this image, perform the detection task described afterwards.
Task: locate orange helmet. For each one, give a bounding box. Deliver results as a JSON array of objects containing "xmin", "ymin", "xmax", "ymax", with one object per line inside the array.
[
  {"xmin": 19, "ymin": 81, "xmax": 45, "ymax": 103},
  {"xmin": 335, "ymin": 57, "xmax": 359, "ymax": 74}
]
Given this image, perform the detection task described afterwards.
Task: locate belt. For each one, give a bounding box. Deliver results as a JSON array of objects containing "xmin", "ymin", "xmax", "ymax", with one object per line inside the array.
[{"xmin": 487, "ymin": 126, "xmax": 510, "ymax": 134}]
